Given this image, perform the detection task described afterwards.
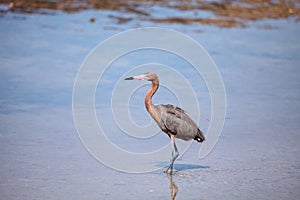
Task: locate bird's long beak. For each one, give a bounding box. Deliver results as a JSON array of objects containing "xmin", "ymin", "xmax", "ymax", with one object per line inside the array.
[{"xmin": 125, "ymin": 74, "xmax": 147, "ymax": 80}]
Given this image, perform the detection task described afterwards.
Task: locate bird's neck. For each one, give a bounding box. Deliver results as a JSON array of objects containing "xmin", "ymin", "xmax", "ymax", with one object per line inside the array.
[{"xmin": 144, "ymin": 81, "xmax": 159, "ymax": 111}]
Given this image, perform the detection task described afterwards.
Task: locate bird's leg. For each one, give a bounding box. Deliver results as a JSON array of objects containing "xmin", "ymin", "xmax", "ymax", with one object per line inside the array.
[{"xmin": 165, "ymin": 135, "xmax": 179, "ymax": 174}]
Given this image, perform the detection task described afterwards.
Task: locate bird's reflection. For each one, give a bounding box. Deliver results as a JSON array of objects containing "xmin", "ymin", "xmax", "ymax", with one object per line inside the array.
[{"xmin": 168, "ymin": 174, "xmax": 178, "ymax": 200}]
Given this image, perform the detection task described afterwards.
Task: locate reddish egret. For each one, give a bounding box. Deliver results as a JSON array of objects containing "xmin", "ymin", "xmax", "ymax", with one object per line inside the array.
[{"xmin": 125, "ymin": 72, "xmax": 205, "ymax": 174}]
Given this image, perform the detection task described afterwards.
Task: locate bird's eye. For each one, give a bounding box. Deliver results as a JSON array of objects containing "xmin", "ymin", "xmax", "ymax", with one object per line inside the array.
[{"xmin": 144, "ymin": 75, "xmax": 150, "ymax": 78}]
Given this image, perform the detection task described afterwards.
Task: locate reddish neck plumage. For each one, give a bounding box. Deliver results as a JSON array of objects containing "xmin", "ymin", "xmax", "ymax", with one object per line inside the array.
[{"xmin": 144, "ymin": 81, "xmax": 159, "ymax": 111}]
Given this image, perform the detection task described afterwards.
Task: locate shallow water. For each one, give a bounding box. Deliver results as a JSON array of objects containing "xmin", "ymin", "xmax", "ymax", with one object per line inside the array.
[{"xmin": 1, "ymin": 5, "xmax": 300, "ymax": 200}]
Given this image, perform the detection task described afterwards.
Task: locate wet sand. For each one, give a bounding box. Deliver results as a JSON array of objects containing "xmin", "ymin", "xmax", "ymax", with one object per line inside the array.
[
  {"xmin": 0, "ymin": 1, "xmax": 300, "ymax": 199},
  {"xmin": 1, "ymin": 0, "xmax": 300, "ymax": 28}
]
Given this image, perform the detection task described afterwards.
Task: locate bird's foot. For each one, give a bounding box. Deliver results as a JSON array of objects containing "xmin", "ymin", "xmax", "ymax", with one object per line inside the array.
[
  {"xmin": 164, "ymin": 169, "xmax": 172, "ymax": 175},
  {"xmin": 164, "ymin": 163, "xmax": 174, "ymax": 175}
]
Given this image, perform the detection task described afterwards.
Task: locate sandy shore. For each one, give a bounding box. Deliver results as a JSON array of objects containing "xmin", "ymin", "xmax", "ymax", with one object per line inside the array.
[{"xmin": 1, "ymin": 0, "xmax": 300, "ymax": 28}]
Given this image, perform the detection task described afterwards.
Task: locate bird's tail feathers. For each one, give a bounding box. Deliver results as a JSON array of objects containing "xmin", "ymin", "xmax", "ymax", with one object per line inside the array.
[{"xmin": 194, "ymin": 129, "xmax": 205, "ymax": 142}]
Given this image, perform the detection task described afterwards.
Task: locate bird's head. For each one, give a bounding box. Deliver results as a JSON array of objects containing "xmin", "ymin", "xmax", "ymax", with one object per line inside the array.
[{"xmin": 125, "ymin": 72, "xmax": 159, "ymax": 83}]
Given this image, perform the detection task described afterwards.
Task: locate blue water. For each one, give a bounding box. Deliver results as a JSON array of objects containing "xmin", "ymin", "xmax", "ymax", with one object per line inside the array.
[{"xmin": 1, "ymin": 10, "xmax": 300, "ymax": 200}]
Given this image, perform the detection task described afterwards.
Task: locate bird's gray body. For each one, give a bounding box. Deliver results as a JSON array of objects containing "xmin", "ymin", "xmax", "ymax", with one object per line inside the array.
[
  {"xmin": 125, "ymin": 72, "xmax": 204, "ymax": 174},
  {"xmin": 156, "ymin": 104, "xmax": 205, "ymax": 142}
]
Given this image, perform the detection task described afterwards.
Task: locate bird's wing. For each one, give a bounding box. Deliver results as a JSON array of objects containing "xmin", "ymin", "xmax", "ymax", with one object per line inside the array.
[{"xmin": 157, "ymin": 104, "xmax": 198, "ymax": 140}]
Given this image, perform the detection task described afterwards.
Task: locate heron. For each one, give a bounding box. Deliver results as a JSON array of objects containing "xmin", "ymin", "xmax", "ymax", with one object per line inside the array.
[{"xmin": 125, "ymin": 72, "xmax": 205, "ymax": 174}]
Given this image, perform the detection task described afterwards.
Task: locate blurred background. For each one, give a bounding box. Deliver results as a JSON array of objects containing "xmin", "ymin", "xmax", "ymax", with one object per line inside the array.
[{"xmin": 0, "ymin": 1, "xmax": 300, "ymax": 199}]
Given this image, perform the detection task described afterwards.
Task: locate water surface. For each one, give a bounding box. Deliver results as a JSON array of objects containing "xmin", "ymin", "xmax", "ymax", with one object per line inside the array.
[{"xmin": 0, "ymin": 2, "xmax": 300, "ymax": 199}]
